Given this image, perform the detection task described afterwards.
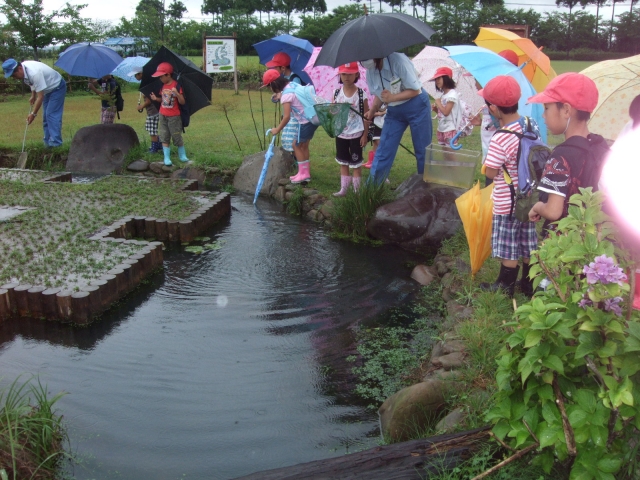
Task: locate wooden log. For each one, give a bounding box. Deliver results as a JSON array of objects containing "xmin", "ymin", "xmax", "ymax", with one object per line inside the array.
[
  {"xmin": 80, "ymin": 285, "xmax": 101, "ymax": 316},
  {"xmin": 0, "ymin": 289, "xmax": 10, "ymax": 321},
  {"xmin": 179, "ymin": 220, "xmax": 195, "ymax": 243},
  {"xmin": 148, "ymin": 242, "xmax": 164, "ymax": 268},
  {"xmin": 1, "ymin": 283, "xmax": 19, "ymax": 314},
  {"xmin": 123, "ymin": 217, "xmax": 135, "ymax": 239},
  {"xmin": 106, "ymin": 268, "xmax": 126, "ymax": 296},
  {"xmin": 70, "ymin": 291, "xmax": 91, "ymax": 324},
  {"xmin": 134, "ymin": 216, "xmax": 146, "ymax": 238},
  {"xmin": 167, "ymin": 221, "xmax": 180, "ymax": 242},
  {"xmin": 88, "ymin": 279, "xmax": 108, "ymax": 311},
  {"xmin": 97, "ymin": 275, "xmax": 117, "ymax": 306},
  {"xmin": 27, "ymin": 286, "xmax": 47, "ymax": 319},
  {"xmin": 144, "ymin": 217, "xmax": 157, "ymax": 239},
  {"xmin": 118, "ymin": 262, "xmax": 135, "ymax": 291},
  {"xmin": 155, "ymin": 219, "xmax": 168, "ymax": 242},
  {"xmin": 14, "ymin": 284, "xmax": 33, "ymax": 317},
  {"xmin": 56, "ymin": 290, "xmax": 74, "ymax": 322},
  {"xmin": 41, "ymin": 288, "xmax": 62, "ymax": 321}
]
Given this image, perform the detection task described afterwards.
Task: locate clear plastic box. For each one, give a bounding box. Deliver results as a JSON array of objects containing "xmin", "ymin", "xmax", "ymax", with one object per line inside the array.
[{"xmin": 423, "ymin": 144, "xmax": 481, "ymax": 189}]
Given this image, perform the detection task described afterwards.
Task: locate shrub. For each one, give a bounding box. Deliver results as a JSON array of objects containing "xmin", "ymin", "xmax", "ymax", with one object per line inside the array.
[{"xmin": 545, "ymin": 49, "xmax": 630, "ymax": 61}]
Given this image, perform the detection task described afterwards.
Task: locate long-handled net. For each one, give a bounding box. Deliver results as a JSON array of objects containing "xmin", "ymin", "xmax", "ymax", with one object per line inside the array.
[{"xmin": 314, "ymin": 103, "xmax": 352, "ymax": 138}]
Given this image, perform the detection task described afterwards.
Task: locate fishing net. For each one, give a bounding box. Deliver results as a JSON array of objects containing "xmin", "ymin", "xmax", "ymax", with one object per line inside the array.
[{"xmin": 314, "ymin": 103, "xmax": 353, "ymax": 138}]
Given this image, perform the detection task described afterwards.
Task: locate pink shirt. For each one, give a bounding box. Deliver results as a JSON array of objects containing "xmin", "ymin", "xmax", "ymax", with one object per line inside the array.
[
  {"xmin": 280, "ymin": 91, "xmax": 309, "ymax": 125},
  {"xmin": 484, "ymin": 121, "xmax": 522, "ymax": 215}
]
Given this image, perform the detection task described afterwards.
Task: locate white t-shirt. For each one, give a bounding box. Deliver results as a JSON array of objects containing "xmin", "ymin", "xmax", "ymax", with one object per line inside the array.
[
  {"xmin": 335, "ymin": 87, "xmax": 365, "ymax": 139},
  {"xmin": 436, "ymin": 89, "xmax": 458, "ymax": 133},
  {"xmin": 481, "ymin": 104, "xmax": 497, "ymax": 161},
  {"xmin": 281, "ymin": 89, "xmax": 309, "ymax": 125},
  {"xmin": 21, "ymin": 61, "xmax": 63, "ymax": 94}
]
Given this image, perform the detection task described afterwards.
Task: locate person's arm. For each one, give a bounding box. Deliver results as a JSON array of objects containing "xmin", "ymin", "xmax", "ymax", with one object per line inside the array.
[
  {"xmin": 485, "ymin": 167, "xmax": 499, "ymax": 179},
  {"xmin": 27, "ymin": 91, "xmax": 44, "ymax": 125},
  {"xmin": 529, "ymin": 194, "xmax": 564, "ymax": 222},
  {"xmin": 366, "ymin": 96, "xmax": 383, "ymax": 121},
  {"xmin": 434, "ymin": 97, "xmax": 454, "ymax": 116},
  {"xmin": 87, "ymin": 81, "xmax": 101, "ymax": 95},
  {"xmin": 360, "ymin": 97, "xmax": 370, "ymax": 147},
  {"xmin": 271, "ymin": 102, "xmax": 291, "ymax": 135},
  {"xmin": 172, "ymin": 86, "xmax": 185, "ymax": 105},
  {"xmin": 380, "ymin": 88, "xmax": 419, "ymax": 104}
]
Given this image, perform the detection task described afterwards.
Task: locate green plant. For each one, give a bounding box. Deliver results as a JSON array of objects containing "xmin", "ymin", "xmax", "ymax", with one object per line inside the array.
[
  {"xmin": 285, "ymin": 185, "xmax": 305, "ymax": 216},
  {"xmin": 485, "ymin": 189, "xmax": 640, "ymax": 478}
]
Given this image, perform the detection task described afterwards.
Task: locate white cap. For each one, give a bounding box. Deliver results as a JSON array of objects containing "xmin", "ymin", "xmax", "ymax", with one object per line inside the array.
[{"xmin": 127, "ymin": 66, "xmax": 143, "ymax": 76}]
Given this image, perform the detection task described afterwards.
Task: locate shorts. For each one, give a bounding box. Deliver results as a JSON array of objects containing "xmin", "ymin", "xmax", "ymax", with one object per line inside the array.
[
  {"xmin": 101, "ymin": 107, "xmax": 116, "ymax": 124},
  {"xmin": 491, "ymin": 214, "xmax": 538, "ymax": 261},
  {"xmin": 335, "ymin": 136, "xmax": 364, "ymax": 167},
  {"xmin": 371, "ymin": 125, "xmax": 382, "ymax": 141},
  {"xmin": 298, "ymin": 122, "xmax": 318, "ymax": 144},
  {"xmin": 436, "ymin": 129, "xmax": 457, "ymax": 146},
  {"xmin": 145, "ymin": 114, "xmax": 159, "ymax": 136},
  {"xmin": 281, "ymin": 117, "xmax": 299, "ymax": 152},
  {"xmin": 158, "ymin": 114, "xmax": 184, "ymax": 147}
]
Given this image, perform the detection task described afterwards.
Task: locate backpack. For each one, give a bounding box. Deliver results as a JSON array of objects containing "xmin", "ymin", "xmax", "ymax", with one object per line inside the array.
[
  {"xmin": 564, "ymin": 134, "xmax": 610, "ymax": 192},
  {"xmin": 497, "ymin": 116, "xmax": 552, "ymax": 222},
  {"xmin": 288, "ymin": 72, "xmax": 307, "ymax": 87},
  {"xmin": 114, "ymin": 82, "xmax": 124, "ymax": 119},
  {"xmin": 176, "ymin": 80, "xmax": 190, "ymax": 132},
  {"xmin": 282, "ymin": 83, "xmax": 320, "ymax": 125}
]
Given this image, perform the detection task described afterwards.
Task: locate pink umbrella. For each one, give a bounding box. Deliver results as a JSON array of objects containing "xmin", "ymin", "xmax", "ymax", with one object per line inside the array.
[{"xmin": 303, "ymin": 47, "xmax": 373, "ymax": 104}]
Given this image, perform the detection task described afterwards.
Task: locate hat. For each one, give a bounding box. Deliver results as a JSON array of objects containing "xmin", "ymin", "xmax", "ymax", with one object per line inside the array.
[
  {"xmin": 2, "ymin": 58, "xmax": 18, "ymax": 78},
  {"xmin": 430, "ymin": 66, "xmax": 453, "ymax": 81},
  {"xmin": 128, "ymin": 66, "xmax": 143, "ymax": 77},
  {"xmin": 152, "ymin": 62, "xmax": 173, "ymax": 77},
  {"xmin": 527, "ymin": 72, "xmax": 598, "ymax": 113},
  {"xmin": 498, "ymin": 50, "xmax": 519, "ymax": 66},
  {"xmin": 262, "ymin": 69, "xmax": 281, "ymax": 86},
  {"xmin": 266, "ymin": 52, "xmax": 291, "ymax": 68},
  {"xmin": 478, "ymin": 75, "xmax": 521, "ymax": 107},
  {"xmin": 338, "ymin": 63, "xmax": 359, "ymax": 74}
]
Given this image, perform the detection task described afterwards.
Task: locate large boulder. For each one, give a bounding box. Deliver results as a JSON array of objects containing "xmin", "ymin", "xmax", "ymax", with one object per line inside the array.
[
  {"xmin": 66, "ymin": 124, "xmax": 139, "ymax": 174},
  {"xmin": 367, "ymin": 174, "xmax": 464, "ymax": 252},
  {"xmin": 233, "ymin": 147, "xmax": 295, "ymax": 197},
  {"xmin": 378, "ymin": 379, "xmax": 446, "ymax": 442}
]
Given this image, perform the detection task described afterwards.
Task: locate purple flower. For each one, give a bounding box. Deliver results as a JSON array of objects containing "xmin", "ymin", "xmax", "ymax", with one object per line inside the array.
[
  {"xmin": 578, "ymin": 297, "xmax": 593, "ymax": 309},
  {"xmin": 603, "ymin": 297, "xmax": 624, "ymax": 317},
  {"xmin": 583, "ymin": 255, "xmax": 628, "ymax": 285}
]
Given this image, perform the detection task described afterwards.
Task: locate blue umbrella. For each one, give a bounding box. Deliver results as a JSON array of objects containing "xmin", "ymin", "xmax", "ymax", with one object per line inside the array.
[
  {"xmin": 254, "ymin": 131, "xmax": 277, "ymax": 205},
  {"xmin": 445, "ymin": 45, "xmax": 547, "ymax": 145},
  {"xmin": 253, "ymin": 35, "xmax": 314, "ymax": 85},
  {"xmin": 55, "ymin": 42, "xmax": 123, "ymax": 78},
  {"xmin": 111, "ymin": 56, "xmax": 149, "ymax": 83}
]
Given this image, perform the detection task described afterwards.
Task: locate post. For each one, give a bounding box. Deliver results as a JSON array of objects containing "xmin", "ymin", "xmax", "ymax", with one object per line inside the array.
[{"xmin": 233, "ymin": 32, "xmax": 239, "ymax": 95}]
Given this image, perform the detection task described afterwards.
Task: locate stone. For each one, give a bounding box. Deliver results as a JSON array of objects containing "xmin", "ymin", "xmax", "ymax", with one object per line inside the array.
[
  {"xmin": 433, "ymin": 254, "xmax": 452, "ymax": 265},
  {"xmin": 127, "ymin": 159, "xmax": 149, "ymax": 172},
  {"xmin": 441, "ymin": 340, "xmax": 466, "ymax": 354},
  {"xmin": 425, "ymin": 369, "xmax": 462, "ymax": 382},
  {"xmin": 442, "ymin": 287, "xmax": 453, "ymax": 302},
  {"xmin": 274, "ymin": 186, "xmax": 287, "ymax": 202},
  {"xmin": 161, "ymin": 165, "xmax": 173, "ymax": 173},
  {"xmin": 171, "ymin": 166, "xmax": 206, "ymax": 186},
  {"xmin": 302, "ymin": 188, "xmax": 319, "ymax": 196},
  {"xmin": 410, "ymin": 265, "xmax": 437, "ymax": 286},
  {"xmin": 446, "ymin": 258, "xmax": 471, "ymax": 275},
  {"xmin": 233, "ymin": 147, "xmax": 296, "ymax": 198},
  {"xmin": 149, "ymin": 162, "xmax": 165, "ymax": 174},
  {"xmin": 446, "ymin": 300, "xmax": 465, "ymax": 318},
  {"xmin": 278, "ymin": 178, "xmax": 290, "ymax": 186},
  {"xmin": 306, "ymin": 209, "xmax": 319, "ymax": 221},
  {"xmin": 432, "ymin": 351, "xmax": 465, "ymax": 370},
  {"xmin": 66, "ymin": 124, "xmax": 139, "ymax": 174},
  {"xmin": 441, "ymin": 272, "xmax": 454, "ymax": 287},
  {"xmin": 435, "ymin": 408, "xmax": 465, "ymax": 433},
  {"xmin": 285, "ymin": 191, "xmax": 293, "ymax": 201},
  {"xmin": 378, "ymin": 379, "xmax": 446, "ymax": 443},
  {"xmin": 435, "ymin": 261, "xmax": 449, "ymax": 276},
  {"xmin": 319, "ymin": 203, "xmax": 333, "ymax": 220}
]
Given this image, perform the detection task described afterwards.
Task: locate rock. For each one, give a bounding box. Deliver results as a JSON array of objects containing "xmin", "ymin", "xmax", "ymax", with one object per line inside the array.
[
  {"xmin": 66, "ymin": 124, "xmax": 139, "ymax": 174},
  {"xmin": 442, "ymin": 287, "xmax": 453, "ymax": 302},
  {"xmin": 425, "ymin": 369, "xmax": 462, "ymax": 382},
  {"xmin": 302, "ymin": 188, "xmax": 319, "ymax": 196},
  {"xmin": 446, "ymin": 300, "xmax": 465, "ymax": 318},
  {"xmin": 433, "ymin": 254, "xmax": 452, "ymax": 265},
  {"xmin": 378, "ymin": 379, "xmax": 446, "ymax": 442},
  {"xmin": 149, "ymin": 162, "xmax": 165, "ymax": 174},
  {"xmin": 306, "ymin": 209, "xmax": 319, "ymax": 221},
  {"xmin": 319, "ymin": 203, "xmax": 333, "ymax": 220},
  {"xmin": 161, "ymin": 165, "xmax": 173, "ymax": 173},
  {"xmin": 435, "ymin": 261, "xmax": 449, "ymax": 276},
  {"xmin": 441, "ymin": 340, "xmax": 466, "ymax": 354},
  {"xmin": 274, "ymin": 186, "xmax": 287, "ymax": 202},
  {"xmin": 410, "ymin": 265, "xmax": 437, "ymax": 286},
  {"xmin": 435, "ymin": 408, "xmax": 465, "ymax": 433},
  {"xmin": 171, "ymin": 166, "xmax": 206, "ymax": 186},
  {"xmin": 285, "ymin": 191, "xmax": 293, "ymax": 201},
  {"xmin": 233, "ymin": 147, "xmax": 296, "ymax": 198},
  {"xmin": 432, "ymin": 351, "xmax": 465, "ymax": 370},
  {"xmin": 127, "ymin": 159, "xmax": 149, "ymax": 172},
  {"xmin": 278, "ymin": 178, "xmax": 290, "ymax": 186},
  {"xmin": 447, "ymin": 258, "xmax": 471, "ymax": 275}
]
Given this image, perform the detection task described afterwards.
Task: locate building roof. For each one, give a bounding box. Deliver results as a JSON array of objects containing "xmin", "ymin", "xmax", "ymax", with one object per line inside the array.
[{"xmin": 104, "ymin": 37, "xmax": 150, "ymax": 46}]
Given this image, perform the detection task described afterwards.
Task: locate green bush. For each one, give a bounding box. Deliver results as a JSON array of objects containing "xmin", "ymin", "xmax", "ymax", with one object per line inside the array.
[{"xmin": 545, "ymin": 49, "xmax": 630, "ymax": 61}]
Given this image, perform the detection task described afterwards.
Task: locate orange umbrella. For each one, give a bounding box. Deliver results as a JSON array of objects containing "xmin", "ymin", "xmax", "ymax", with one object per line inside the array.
[
  {"xmin": 474, "ymin": 27, "xmax": 557, "ymax": 93},
  {"xmin": 455, "ymin": 182, "xmax": 494, "ymax": 276}
]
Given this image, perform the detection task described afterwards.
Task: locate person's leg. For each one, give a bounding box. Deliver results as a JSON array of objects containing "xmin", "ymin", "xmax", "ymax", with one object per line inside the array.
[
  {"xmin": 168, "ymin": 116, "xmax": 188, "ymax": 162},
  {"xmin": 481, "ymin": 214, "xmax": 520, "ymax": 297},
  {"xmin": 369, "ymin": 108, "xmax": 407, "ymax": 184},
  {"xmin": 291, "ymin": 139, "xmax": 311, "ymax": 183},
  {"xmin": 158, "ymin": 114, "xmax": 172, "ymax": 165},
  {"xmin": 333, "ymin": 138, "xmax": 351, "ymax": 197},
  {"xmin": 352, "ymin": 167, "xmax": 362, "ymax": 191},
  {"xmin": 518, "ymin": 220, "xmax": 538, "ymax": 297},
  {"xmin": 42, "ymin": 93, "xmax": 51, "ymax": 147},
  {"xmin": 406, "ymin": 91, "xmax": 433, "ymax": 175},
  {"xmin": 43, "ymin": 80, "xmax": 66, "ymax": 147}
]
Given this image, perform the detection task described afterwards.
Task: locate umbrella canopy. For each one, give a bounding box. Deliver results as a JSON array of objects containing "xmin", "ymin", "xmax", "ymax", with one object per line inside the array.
[
  {"xmin": 474, "ymin": 27, "xmax": 557, "ymax": 93},
  {"xmin": 254, "ymin": 131, "xmax": 277, "ymax": 204},
  {"xmin": 445, "ymin": 45, "xmax": 547, "ymax": 144},
  {"xmin": 139, "ymin": 46, "xmax": 213, "ymax": 117},
  {"xmin": 112, "ymin": 56, "xmax": 149, "ymax": 83},
  {"xmin": 253, "ymin": 35, "xmax": 314, "ymax": 85},
  {"xmin": 455, "ymin": 182, "xmax": 494, "ymax": 276},
  {"xmin": 580, "ymin": 54, "xmax": 640, "ymax": 140},
  {"xmin": 412, "ymin": 45, "xmax": 484, "ymax": 114},
  {"xmin": 303, "ymin": 47, "xmax": 373, "ymax": 104},
  {"xmin": 314, "ymin": 13, "xmax": 435, "ymax": 68},
  {"xmin": 55, "ymin": 42, "xmax": 123, "ymax": 78}
]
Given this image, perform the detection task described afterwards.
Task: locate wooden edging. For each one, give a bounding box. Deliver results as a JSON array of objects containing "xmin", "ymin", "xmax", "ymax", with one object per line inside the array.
[{"xmin": 0, "ymin": 172, "xmax": 230, "ymax": 324}]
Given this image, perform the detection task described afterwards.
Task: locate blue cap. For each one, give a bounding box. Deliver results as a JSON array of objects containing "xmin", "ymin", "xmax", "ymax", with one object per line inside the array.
[{"xmin": 2, "ymin": 58, "xmax": 17, "ymax": 78}]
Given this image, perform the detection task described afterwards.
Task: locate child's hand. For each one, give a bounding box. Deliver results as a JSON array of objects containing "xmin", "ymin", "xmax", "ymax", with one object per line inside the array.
[
  {"xmin": 150, "ymin": 92, "xmax": 157, "ymax": 101},
  {"xmin": 171, "ymin": 87, "xmax": 179, "ymax": 96},
  {"xmin": 270, "ymin": 128, "xmax": 279, "ymax": 136},
  {"xmin": 360, "ymin": 133, "xmax": 368, "ymax": 148}
]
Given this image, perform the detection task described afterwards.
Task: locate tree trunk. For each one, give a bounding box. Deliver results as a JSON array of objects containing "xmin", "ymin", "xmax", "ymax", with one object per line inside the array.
[
  {"xmin": 33, "ymin": 47, "xmax": 39, "ymax": 61},
  {"xmin": 595, "ymin": 1, "xmax": 600, "ymax": 47},
  {"xmin": 610, "ymin": 1, "xmax": 616, "ymax": 49}
]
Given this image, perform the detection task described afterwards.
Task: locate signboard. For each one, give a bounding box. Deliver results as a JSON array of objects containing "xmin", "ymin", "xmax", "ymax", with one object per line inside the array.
[{"xmin": 204, "ymin": 37, "xmax": 236, "ymax": 74}]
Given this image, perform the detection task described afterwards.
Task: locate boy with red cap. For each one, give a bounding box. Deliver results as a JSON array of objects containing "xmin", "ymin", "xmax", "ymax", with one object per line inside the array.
[
  {"xmin": 480, "ymin": 75, "xmax": 540, "ymax": 297},
  {"xmin": 527, "ymin": 73, "xmax": 609, "ymax": 231},
  {"xmin": 149, "ymin": 62, "xmax": 189, "ymax": 166}
]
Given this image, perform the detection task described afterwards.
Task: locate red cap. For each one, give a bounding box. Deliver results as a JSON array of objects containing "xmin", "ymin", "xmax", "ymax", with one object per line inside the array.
[
  {"xmin": 262, "ymin": 69, "xmax": 281, "ymax": 86},
  {"xmin": 527, "ymin": 72, "xmax": 598, "ymax": 113},
  {"xmin": 338, "ymin": 63, "xmax": 359, "ymax": 74},
  {"xmin": 478, "ymin": 75, "xmax": 521, "ymax": 107},
  {"xmin": 266, "ymin": 52, "xmax": 291, "ymax": 68},
  {"xmin": 430, "ymin": 66, "xmax": 453, "ymax": 81},
  {"xmin": 152, "ymin": 62, "xmax": 173, "ymax": 77},
  {"xmin": 498, "ymin": 50, "xmax": 519, "ymax": 66}
]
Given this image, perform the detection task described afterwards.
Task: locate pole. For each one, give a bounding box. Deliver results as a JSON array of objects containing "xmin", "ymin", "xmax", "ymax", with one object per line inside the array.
[{"xmin": 233, "ymin": 32, "xmax": 238, "ymax": 95}]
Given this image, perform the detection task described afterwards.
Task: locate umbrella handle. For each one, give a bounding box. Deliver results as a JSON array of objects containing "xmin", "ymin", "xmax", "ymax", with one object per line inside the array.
[
  {"xmin": 449, "ymin": 131, "xmax": 464, "ymax": 150},
  {"xmin": 266, "ymin": 129, "xmax": 272, "ymax": 137}
]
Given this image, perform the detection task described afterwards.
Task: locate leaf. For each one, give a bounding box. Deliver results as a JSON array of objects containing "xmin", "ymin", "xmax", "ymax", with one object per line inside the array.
[
  {"xmin": 542, "ymin": 401, "xmax": 561, "ymax": 424},
  {"xmin": 568, "ymin": 406, "xmax": 589, "ymax": 428},
  {"xmin": 624, "ymin": 335, "xmax": 640, "ymax": 353},
  {"xmin": 597, "ymin": 341, "xmax": 618, "ymax": 359},
  {"xmin": 541, "ymin": 354, "xmax": 565, "ymax": 375},
  {"xmin": 575, "ymin": 389, "xmax": 597, "ymax": 414},
  {"xmin": 627, "ymin": 321, "xmax": 640, "ymax": 340},
  {"xmin": 620, "ymin": 390, "xmax": 634, "ymax": 406},
  {"xmin": 491, "ymin": 419, "xmax": 510, "ymax": 440},
  {"xmin": 596, "ymin": 457, "xmax": 622, "ymax": 474},
  {"xmin": 590, "ymin": 424, "xmax": 607, "ymax": 447},
  {"xmin": 545, "ymin": 311, "xmax": 563, "ymax": 328},
  {"xmin": 537, "ymin": 422, "xmax": 560, "ymax": 448},
  {"xmin": 524, "ymin": 330, "xmax": 543, "ymax": 348}
]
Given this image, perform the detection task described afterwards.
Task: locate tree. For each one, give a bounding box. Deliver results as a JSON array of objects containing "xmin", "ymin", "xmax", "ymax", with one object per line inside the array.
[
  {"xmin": 555, "ymin": 0, "xmax": 583, "ymax": 50},
  {"xmin": 608, "ymin": 0, "xmax": 626, "ymax": 48},
  {"xmin": 612, "ymin": 8, "xmax": 640, "ymax": 53},
  {"xmin": 297, "ymin": 4, "xmax": 363, "ymax": 45}
]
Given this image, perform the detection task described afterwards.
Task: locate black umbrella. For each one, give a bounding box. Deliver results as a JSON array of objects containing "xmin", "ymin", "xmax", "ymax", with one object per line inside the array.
[
  {"xmin": 314, "ymin": 13, "xmax": 435, "ymax": 68},
  {"xmin": 139, "ymin": 46, "xmax": 213, "ymax": 116}
]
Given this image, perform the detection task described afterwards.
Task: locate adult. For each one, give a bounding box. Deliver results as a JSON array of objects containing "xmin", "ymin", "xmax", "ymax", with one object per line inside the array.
[
  {"xmin": 2, "ymin": 58, "xmax": 66, "ymax": 148},
  {"xmin": 362, "ymin": 53, "xmax": 433, "ymax": 184}
]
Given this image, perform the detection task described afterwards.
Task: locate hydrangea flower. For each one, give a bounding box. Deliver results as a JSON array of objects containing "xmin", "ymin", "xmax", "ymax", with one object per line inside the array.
[
  {"xmin": 578, "ymin": 297, "xmax": 593, "ymax": 309},
  {"xmin": 583, "ymin": 255, "xmax": 627, "ymax": 285},
  {"xmin": 603, "ymin": 297, "xmax": 624, "ymax": 317}
]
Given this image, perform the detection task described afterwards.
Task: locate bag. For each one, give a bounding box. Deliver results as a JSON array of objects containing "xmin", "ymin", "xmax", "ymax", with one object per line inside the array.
[
  {"xmin": 176, "ymin": 81, "xmax": 190, "ymax": 132},
  {"xmin": 497, "ymin": 116, "xmax": 552, "ymax": 222},
  {"xmin": 114, "ymin": 83, "xmax": 124, "ymax": 119},
  {"xmin": 288, "ymin": 72, "xmax": 307, "ymax": 87},
  {"xmin": 453, "ymin": 97, "xmax": 474, "ymax": 138},
  {"xmin": 567, "ymin": 134, "xmax": 610, "ymax": 192},
  {"xmin": 282, "ymin": 83, "xmax": 320, "ymax": 125}
]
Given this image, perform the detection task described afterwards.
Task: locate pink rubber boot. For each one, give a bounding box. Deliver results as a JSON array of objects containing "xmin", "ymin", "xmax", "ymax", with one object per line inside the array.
[
  {"xmin": 364, "ymin": 150, "xmax": 374, "ymax": 169},
  {"xmin": 634, "ymin": 270, "xmax": 640, "ymax": 310},
  {"xmin": 289, "ymin": 162, "xmax": 301, "ymax": 181},
  {"xmin": 333, "ymin": 175, "xmax": 351, "ymax": 197},
  {"xmin": 352, "ymin": 176, "xmax": 361, "ymax": 192},
  {"xmin": 290, "ymin": 160, "xmax": 311, "ymax": 184}
]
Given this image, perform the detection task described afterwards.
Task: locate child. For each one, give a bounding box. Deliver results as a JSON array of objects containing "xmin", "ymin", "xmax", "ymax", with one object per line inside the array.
[
  {"xmin": 332, "ymin": 63, "xmax": 369, "ymax": 196},
  {"xmin": 264, "ymin": 69, "xmax": 318, "ymax": 184},
  {"xmin": 130, "ymin": 66, "xmax": 161, "ymax": 154},
  {"xmin": 364, "ymin": 105, "xmax": 386, "ymax": 169},
  {"xmin": 149, "ymin": 62, "xmax": 189, "ymax": 166},
  {"xmin": 88, "ymin": 74, "xmax": 117, "ymax": 124},
  {"xmin": 479, "ymin": 75, "xmax": 539, "ymax": 297},
  {"xmin": 430, "ymin": 67, "xmax": 459, "ymax": 149}
]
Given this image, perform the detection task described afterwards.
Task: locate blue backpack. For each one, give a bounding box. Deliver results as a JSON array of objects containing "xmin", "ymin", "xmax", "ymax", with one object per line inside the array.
[{"xmin": 282, "ymin": 83, "xmax": 320, "ymax": 125}]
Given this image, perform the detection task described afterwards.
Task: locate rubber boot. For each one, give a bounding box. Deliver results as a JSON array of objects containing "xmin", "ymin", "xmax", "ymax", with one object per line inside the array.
[
  {"xmin": 352, "ymin": 176, "xmax": 361, "ymax": 192},
  {"xmin": 177, "ymin": 146, "xmax": 189, "ymax": 162},
  {"xmin": 333, "ymin": 175, "xmax": 351, "ymax": 197},
  {"xmin": 154, "ymin": 141, "xmax": 163, "ymax": 153},
  {"xmin": 634, "ymin": 270, "xmax": 640, "ymax": 311},
  {"xmin": 520, "ymin": 263, "xmax": 534, "ymax": 297},
  {"xmin": 162, "ymin": 146, "xmax": 173, "ymax": 166},
  {"xmin": 148, "ymin": 141, "xmax": 157, "ymax": 153},
  {"xmin": 364, "ymin": 150, "xmax": 374, "ymax": 169},
  {"xmin": 480, "ymin": 264, "xmax": 520, "ymax": 298},
  {"xmin": 290, "ymin": 160, "xmax": 311, "ymax": 184},
  {"xmin": 289, "ymin": 162, "xmax": 301, "ymax": 181}
]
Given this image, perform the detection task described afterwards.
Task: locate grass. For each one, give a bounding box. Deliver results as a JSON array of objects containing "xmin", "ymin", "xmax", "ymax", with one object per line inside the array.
[{"xmin": 550, "ymin": 60, "xmax": 597, "ymax": 74}]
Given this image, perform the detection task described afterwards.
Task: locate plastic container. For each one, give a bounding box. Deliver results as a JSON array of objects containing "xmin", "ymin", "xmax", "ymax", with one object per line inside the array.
[{"xmin": 423, "ymin": 144, "xmax": 481, "ymax": 189}]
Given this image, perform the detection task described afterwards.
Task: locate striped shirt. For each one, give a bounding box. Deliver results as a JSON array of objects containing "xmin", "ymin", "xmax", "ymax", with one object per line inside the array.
[{"xmin": 484, "ymin": 120, "xmax": 523, "ymax": 215}]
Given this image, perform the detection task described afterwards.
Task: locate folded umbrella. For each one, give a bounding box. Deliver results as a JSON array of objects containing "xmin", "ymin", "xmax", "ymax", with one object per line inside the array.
[
  {"xmin": 55, "ymin": 42, "xmax": 123, "ymax": 79},
  {"xmin": 253, "ymin": 35, "xmax": 314, "ymax": 85},
  {"xmin": 314, "ymin": 13, "xmax": 435, "ymax": 68},
  {"xmin": 254, "ymin": 131, "xmax": 277, "ymax": 204},
  {"xmin": 139, "ymin": 46, "xmax": 213, "ymax": 117},
  {"xmin": 112, "ymin": 56, "xmax": 149, "ymax": 83},
  {"xmin": 455, "ymin": 182, "xmax": 494, "ymax": 277}
]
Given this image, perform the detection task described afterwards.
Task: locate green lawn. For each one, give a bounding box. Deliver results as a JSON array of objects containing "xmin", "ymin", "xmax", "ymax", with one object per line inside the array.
[{"xmin": 550, "ymin": 60, "xmax": 596, "ymax": 74}]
